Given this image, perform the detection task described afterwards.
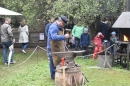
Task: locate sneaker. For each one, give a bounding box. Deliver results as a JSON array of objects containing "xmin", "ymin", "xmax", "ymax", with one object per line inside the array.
[
  {"xmin": 4, "ymin": 63, "xmax": 8, "ymax": 65},
  {"xmin": 22, "ymin": 50, "xmax": 26, "ymax": 54},
  {"xmin": 10, "ymin": 61, "xmax": 16, "ymax": 64}
]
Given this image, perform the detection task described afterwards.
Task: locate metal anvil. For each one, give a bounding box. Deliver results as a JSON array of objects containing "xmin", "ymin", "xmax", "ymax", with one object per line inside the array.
[
  {"xmin": 51, "ymin": 50, "xmax": 85, "ymax": 67},
  {"xmin": 51, "ymin": 50, "xmax": 85, "ymax": 61}
]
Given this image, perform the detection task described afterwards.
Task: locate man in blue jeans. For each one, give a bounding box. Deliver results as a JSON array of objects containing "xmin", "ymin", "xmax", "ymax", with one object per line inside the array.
[
  {"xmin": 47, "ymin": 15, "xmax": 69, "ymax": 79},
  {"xmin": 1, "ymin": 17, "xmax": 16, "ymax": 65}
]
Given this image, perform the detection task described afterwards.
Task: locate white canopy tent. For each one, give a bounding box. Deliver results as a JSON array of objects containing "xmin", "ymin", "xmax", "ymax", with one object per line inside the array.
[{"xmin": 0, "ymin": 7, "xmax": 22, "ymax": 15}]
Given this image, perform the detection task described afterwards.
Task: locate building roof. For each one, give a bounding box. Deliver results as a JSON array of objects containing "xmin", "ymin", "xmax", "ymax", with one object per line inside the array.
[{"xmin": 112, "ymin": 12, "xmax": 130, "ymax": 28}]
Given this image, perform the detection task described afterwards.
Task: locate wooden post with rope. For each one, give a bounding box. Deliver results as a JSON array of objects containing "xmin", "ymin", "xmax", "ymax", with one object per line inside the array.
[{"xmin": 62, "ymin": 58, "xmax": 66, "ymax": 86}]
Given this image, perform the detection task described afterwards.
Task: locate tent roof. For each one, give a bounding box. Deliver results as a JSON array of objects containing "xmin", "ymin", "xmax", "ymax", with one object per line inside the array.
[
  {"xmin": 112, "ymin": 12, "xmax": 130, "ymax": 28},
  {"xmin": 0, "ymin": 7, "xmax": 22, "ymax": 15}
]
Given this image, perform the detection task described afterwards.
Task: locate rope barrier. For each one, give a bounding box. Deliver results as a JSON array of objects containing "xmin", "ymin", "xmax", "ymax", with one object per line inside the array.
[
  {"xmin": 0, "ymin": 43, "xmax": 115, "ymax": 68},
  {"xmin": 78, "ymin": 44, "xmax": 115, "ymax": 57},
  {"xmin": 37, "ymin": 46, "xmax": 47, "ymax": 52},
  {"xmin": 1, "ymin": 46, "xmax": 38, "ymax": 68}
]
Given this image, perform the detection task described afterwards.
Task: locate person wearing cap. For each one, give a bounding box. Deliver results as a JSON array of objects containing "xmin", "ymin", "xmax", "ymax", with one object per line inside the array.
[
  {"xmin": 92, "ymin": 32, "xmax": 104, "ymax": 59},
  {"xmin": 80, "ymin": 28, "xmax": 90, "ymax": 58},
  {"xmin": 110, "ymin": 31, "xmax": 118, "ymax": 54},
  {"xmin": 47, "ymin": 15, "xmax": 69, "ymax": 79},
  {"xmin": 72, "ymin": 20, "xmax": 84, "ymax": 51}
]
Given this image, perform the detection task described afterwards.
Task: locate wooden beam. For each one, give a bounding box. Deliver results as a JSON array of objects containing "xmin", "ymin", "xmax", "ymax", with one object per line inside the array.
[
  {"xmin": 126, "ymin": 0, "xmax": 130, "ymax": 11},
  {"xmin": 127, "ymin": 44, "xmax": 130, "ymax": 70}
]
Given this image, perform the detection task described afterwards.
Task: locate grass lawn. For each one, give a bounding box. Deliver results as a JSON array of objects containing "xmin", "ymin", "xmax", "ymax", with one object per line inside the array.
[{"xmin": 0, "ymin": 48, "xmax": 130, "ymax": 86}]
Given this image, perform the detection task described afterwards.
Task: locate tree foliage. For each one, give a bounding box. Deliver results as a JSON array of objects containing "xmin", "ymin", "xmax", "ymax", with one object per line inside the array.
[
  {"xmin": 1, "ymin": 0, "xmax": 126, "ymax": 35},
  {"xmin": 47, "ymin": 0, "xmax": 125, "ymax": 37}
]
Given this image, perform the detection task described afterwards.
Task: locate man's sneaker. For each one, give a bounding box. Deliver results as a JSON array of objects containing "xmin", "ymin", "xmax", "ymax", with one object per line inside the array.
[
  {"xmin": 10, "ymin": 61, "xmax": 16, "ymax": 64},
  {"xmin": 22, "ymin": 50, "xmax": 26, "ymax": 54},
  {"xmin": 4, "ymin": 63, "xmax": 8, "ymax": 65}
]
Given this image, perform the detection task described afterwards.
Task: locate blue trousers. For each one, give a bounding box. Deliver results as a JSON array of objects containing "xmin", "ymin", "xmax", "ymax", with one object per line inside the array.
[
  {"xmin": 22, "ymin": 43, "xmax": 28, "ymax": 50},
  {"xmin": 2, "ymin": 41, "xmax": 14, "ymax": 63},
  {"xmin": 47, "ymin": 48, "xmax": 56, "ymax": 79},
  {"xmin": 110, "ymin": 46, "xmax": 114, "ymax": 54},
  {"xmin": 74, "ymin": 37, "xmax": 80, "ymax": 51}
]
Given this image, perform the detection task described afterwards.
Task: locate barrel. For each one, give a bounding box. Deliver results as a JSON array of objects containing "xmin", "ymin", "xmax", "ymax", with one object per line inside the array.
[{"xmin": 55, "ymin": 67, "xmax": 84, "ymax": 86}]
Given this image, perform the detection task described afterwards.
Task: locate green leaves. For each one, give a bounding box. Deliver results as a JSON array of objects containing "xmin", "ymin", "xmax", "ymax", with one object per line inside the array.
[{"xmin": 1, "ymin": 0, "xmax": 126, "ymax": 31}]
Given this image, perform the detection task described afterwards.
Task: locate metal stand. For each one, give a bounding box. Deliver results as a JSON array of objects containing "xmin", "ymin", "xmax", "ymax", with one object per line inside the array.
[
  {"xmin": 102, "ymin": 49, "xmax": 112, "ymax": 69},
  {"xmin": 114, "ymin": 41, "xmax": 130, "ymax": 70}
]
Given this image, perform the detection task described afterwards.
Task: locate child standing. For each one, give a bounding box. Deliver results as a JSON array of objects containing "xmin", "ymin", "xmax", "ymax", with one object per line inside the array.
[
  {"xmin": 110, "ymin": 31, "xmax": 118, "ymax": 54},
  {"xmin": 93, "ymin": 32, "xmax": 104, "ymax": 59},
  {"xmin": 80, "ymin": 28, "xmax": 90, "ymax": 57}
]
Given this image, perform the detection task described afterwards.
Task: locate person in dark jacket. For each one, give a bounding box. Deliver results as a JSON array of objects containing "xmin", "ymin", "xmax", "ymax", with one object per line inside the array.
[
  {"xmin": 45, "ymin": 17, "xmax": 55, "ymax": 37},
  {"xmin": 98, "ymin": 18, "xmax": 109, "ymax": 41},
  {"xmin": 80, "ymin": 28, "xmax": 90, "ymax": 57},
  {"xmin": 64, "ymin": 20, "xmax": 75, "ymax": 31}
]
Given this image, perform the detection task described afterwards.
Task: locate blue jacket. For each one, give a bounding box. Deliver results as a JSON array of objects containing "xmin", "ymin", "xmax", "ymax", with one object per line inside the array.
[
  {"xmin": 80, "ymin": 33, "xmax": 90, "ymax": 47},
  {"xmin": 45, "ymin": 23, "xmax": 51, "ymax": 37},
  {"xmin": 47, "ymin": 21, "xmax": 66, "ymax": 49}
]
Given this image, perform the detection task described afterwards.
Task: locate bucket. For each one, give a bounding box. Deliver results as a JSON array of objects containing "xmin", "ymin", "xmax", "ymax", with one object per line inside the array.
[
  {"xmin": 98, "ymin": 55, "xmax": 114, "ymax": 68},
  {"xmin": 55, "ymin": 67, "xmax": 84, "ymax": 86}
]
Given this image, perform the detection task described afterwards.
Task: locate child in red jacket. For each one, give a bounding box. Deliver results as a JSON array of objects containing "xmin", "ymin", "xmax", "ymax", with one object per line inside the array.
[{"xmin": 92, "ymin": 32, "xmax": 104, "ymax": 59}]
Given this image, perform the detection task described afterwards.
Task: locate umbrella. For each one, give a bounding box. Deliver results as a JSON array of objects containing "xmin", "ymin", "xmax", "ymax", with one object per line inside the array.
[
  {"xmin": 0, "ymin": 7, "xmax": 22, "ymax": 15},
  {"xmin": 8, "ymin": 44, "xmax": 14, "ymax": 67}
]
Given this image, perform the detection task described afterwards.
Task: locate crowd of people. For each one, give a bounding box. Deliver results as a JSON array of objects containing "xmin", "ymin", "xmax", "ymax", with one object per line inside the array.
[
  {"xmin": 0, "ymin": 17, "xmax": 29, "ymax": 65},
  {"xmin": 64, "ymin": 18, "xmax": 118, "ymax": 59},
  {"xmin": 0, "ymin": 16, "xmax": 117, "ymax": 80},
  {"xmin": 45, "ymin": 15, "xmax": 118, "ymax": 79}
]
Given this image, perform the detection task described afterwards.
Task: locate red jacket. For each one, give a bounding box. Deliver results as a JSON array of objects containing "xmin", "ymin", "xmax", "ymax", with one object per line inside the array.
[{"xmin": 93, "ymin": 34, "xmax": 104, "ymax": 47}]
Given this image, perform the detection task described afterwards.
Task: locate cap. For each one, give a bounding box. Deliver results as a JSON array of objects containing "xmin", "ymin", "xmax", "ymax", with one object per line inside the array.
[
  {"xmin": 111, "ymin": 31, "xmax": 116, "ymax": 35},
  {"xmin": 84, "ymin": 28, "xmax": 88, "ymax": 32},
  {"xmin": 60, "ymin": 15, "xmax": 68, "ymax": 23}
]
